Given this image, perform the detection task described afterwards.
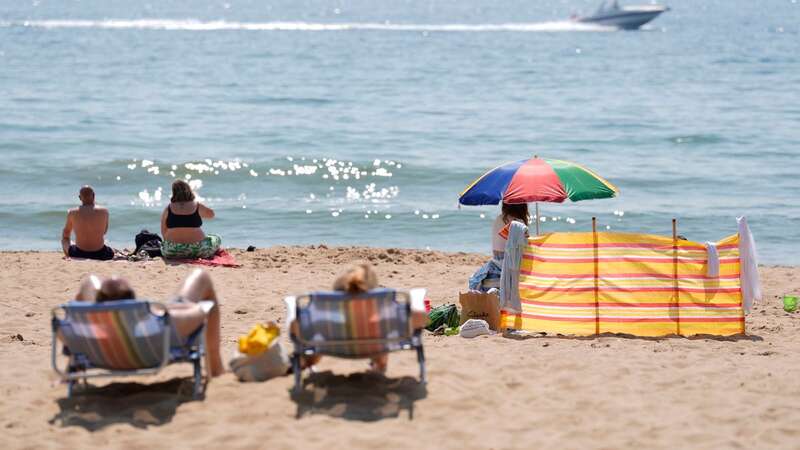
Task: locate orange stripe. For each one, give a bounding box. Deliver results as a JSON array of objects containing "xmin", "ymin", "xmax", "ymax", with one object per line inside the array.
[
  {"xmin": 89, "ymin": 312, "xmax": 127, "ymax": 368},
  {"xmin": 508, "ymin": 313, "xmax": 743, "ymax": 323}
]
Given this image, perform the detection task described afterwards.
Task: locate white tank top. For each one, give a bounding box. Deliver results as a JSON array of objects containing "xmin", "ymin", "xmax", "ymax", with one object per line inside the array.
[{"xmin": 491, "ymin": 214, "xmax": 506, "ymax": 254}]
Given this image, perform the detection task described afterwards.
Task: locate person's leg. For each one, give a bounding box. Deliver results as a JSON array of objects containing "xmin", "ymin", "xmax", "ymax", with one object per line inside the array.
[
  {"xmin": 411, "ymin": 310, "xmax": 428, "ymax": 330},
  {"xmin": 369, "ymin": 354, "xmax": 388, "ymax": 374},
  {"xmin": 289, "ymin": 320, "xmax": 322, "ymax": 369},
  {"xmin": 168, "ymin": 269, "xmax": 224, "ymax": 376},
  {"xmin": 75, "ymin": 274, "xmax": 102, "ymax": 301},
  {"xmin": 196, "ymin": 235, "xmax": 221, "ymax": 259},
  {"xmin": 161, "ymin": 240, "xmax": 196, "ymax": 259},
  {"xmin": 367, "ymin": 310, "xmax": 426, "ymax": 374}
]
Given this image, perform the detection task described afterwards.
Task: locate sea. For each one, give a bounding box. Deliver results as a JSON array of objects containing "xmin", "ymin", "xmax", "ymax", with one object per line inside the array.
[{"xmin": 0, "ymin": 0, "xmax": 798, "ymax": 263}]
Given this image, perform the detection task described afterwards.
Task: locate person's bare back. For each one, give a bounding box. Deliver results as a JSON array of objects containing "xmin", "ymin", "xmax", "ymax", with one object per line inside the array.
[{"xmin": 62, "ymin": 186, "xmax": 113, "ymax": 260}]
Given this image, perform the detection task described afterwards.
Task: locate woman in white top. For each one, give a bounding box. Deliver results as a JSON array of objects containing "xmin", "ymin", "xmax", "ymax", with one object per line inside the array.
[{"xmin": 491, "ymin": 202, "xmax": 530, "ymax": 263}]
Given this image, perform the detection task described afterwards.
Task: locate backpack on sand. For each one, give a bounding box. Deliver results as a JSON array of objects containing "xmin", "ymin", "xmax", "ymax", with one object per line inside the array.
[{"xmin": 133, "ymin": 230, "xmax": 163, "ymax": 258}]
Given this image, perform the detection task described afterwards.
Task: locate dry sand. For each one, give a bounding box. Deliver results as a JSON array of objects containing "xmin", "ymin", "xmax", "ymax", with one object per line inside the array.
[{"xmin": 0, "ymin": 247, "xmax": 798, "ymax": 449}]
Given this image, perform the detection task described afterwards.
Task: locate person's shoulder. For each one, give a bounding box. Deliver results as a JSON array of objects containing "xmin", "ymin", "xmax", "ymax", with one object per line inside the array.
[
  {"xmin": 95, "ymin": 206, "xmax": 109, "ymax": 213},
  {"xmin": 67, "ymin": 207, "xmax": 79, "ymax": 215}
]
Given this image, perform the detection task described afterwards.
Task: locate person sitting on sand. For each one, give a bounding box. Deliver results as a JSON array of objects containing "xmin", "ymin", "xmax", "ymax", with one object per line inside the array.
[
  {"xmin": 72, "ymin": 268, "xmax": 225, "ymax": 376},
  {"xmin": 160, "ymin": 179, "xmax": 220, "ymax": 259},
  {"xmin": 491, "ymin": 202, "xmax": 530, "ymax": 263},
  {"xmin": 468, "ymin": 202, "xmax": 530, "ymax": 291},
  {"xmin": 293, "ymin": 262, "xmax": 428, "ymax": 374},
  {"xmin": 61, "ymin": 185, "xmax": 114, "ymax": 261}
]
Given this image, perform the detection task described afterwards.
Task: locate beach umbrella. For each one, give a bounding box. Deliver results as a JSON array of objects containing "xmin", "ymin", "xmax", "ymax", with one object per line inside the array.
[{"xmin": 458, "ymin": 156, "xmax": 619, "ymax": 235}]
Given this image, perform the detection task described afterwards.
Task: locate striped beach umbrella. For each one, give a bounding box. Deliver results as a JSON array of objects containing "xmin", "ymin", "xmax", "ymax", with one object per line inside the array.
[{"xmin": 459, "ymin": 156, "xmax": 619, "ymax": 234}]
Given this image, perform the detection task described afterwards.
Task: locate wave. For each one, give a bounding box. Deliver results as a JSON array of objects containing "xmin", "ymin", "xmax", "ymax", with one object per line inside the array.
[{"xmin": 2, "ymin": 19, "xmax": 615, "ymax": 33}]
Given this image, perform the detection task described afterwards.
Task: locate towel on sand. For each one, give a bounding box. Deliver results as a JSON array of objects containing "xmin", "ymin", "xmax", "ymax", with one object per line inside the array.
[
  {"xmin": 175, "ymin": 249, "xmax": 241, "ymax": 268},
  {"xmin": 500, "ymin": 221, "xmax": 528, "ymax": 313}
]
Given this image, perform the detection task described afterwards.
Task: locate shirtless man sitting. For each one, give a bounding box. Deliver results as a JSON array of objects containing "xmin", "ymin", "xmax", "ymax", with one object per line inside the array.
[{"xmin": 61, "ymin": 185, "xmax": 114, "ymax": 260}]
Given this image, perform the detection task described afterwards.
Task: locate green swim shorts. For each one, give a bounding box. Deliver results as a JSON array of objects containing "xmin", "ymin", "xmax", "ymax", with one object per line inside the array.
[{"xmin": 162, "ymin": 235, "xmax": 222, "ymax": 259}]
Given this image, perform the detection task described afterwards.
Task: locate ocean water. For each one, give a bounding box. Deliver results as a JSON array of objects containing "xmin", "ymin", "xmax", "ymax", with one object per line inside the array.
[{"xmin": 0, "ymin": 0, "xmax": 798, "ymax": 263}]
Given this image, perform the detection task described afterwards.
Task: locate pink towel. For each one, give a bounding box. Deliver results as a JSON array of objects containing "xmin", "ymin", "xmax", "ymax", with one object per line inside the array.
[{"xmin": 175, "ymin": 249, "xmax": 241, "ymax": 268}]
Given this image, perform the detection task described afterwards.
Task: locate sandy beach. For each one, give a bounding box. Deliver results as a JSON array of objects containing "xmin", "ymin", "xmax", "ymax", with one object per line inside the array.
[{"xmin": 0, "ymin": 247, "xmax": 798, "ymax": 449}]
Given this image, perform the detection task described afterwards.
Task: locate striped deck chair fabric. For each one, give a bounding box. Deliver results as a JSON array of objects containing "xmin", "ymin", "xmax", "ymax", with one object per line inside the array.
[
  {"xmin": 297, "ymin": 289, "xmax": 411, "ymax": 358},
  {"xmin": 56, "ymin": 300, "xmax": 171, "ymax": 370},
  {"xmin": 501, "ymin": 232, "xmax": 744, "ymax": 337}
]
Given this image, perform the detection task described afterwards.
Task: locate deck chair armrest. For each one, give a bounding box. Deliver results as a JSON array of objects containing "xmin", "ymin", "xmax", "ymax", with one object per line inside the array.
[
  {"xmin": 408, "ymin": 288, "xmax": 427, "ymax": 313},
  {"xmin": 284, "ymin": 295, "xmax": 298, "ymax": 339},
  {"xmin": 284, "ymin": 296, "xmax": 297, "ymax": 322}
]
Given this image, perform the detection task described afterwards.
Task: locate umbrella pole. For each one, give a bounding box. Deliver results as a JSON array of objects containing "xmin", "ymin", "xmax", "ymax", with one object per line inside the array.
[{"xmin": 535, "ymin": 202, "xmax": 540, "ymax": 236}]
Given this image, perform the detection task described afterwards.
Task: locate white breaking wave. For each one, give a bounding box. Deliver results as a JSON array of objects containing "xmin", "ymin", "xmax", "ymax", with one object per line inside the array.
[{"xmin": 2, "ymin": 19, "xmax": 615, "ymax": 32}]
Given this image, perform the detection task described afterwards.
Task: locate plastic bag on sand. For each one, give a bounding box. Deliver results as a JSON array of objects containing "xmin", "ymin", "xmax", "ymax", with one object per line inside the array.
[
  {"xmin": 229, "ymin": 341, "xmax": 290, "ymax": 382},
  {"xmin": 425, "ymin": 303, "xmax": 460, "ymax": 332},
  {"xmin": 230, "ymin": 322, "xmax": 289, "ymax": 382},
  {"xmin": 460, "ymin": 319, "xmax": 490, "ymax": 338}
]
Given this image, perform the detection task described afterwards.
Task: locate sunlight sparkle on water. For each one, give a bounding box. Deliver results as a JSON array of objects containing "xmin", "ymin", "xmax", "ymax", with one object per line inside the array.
[{"xmin": 116, "ymin": 156, "xmax": 405, "ymax": 217}]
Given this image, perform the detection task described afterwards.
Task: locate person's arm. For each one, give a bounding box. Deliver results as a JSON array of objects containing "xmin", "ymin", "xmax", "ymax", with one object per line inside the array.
[
  {"xmin": 160, "ymin": 207, "xmax": 168, "ymax": 237},
  {"xmin": 198, "ymin": 203, "xmax": 215, "ymax": 219},
  {"xmin": 103, "ymin": 208, "xmax": 109, "ymax": 234},
  {"xmin": 61, "ymin": 211, "xmax": 73, "ymax": 256}
]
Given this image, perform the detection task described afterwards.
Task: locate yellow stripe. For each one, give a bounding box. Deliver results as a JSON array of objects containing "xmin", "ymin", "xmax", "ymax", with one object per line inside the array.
[
  {"xmin": 550, "ymin": 159, "xmax": 620, "ymax": 195},
  {"xmin": 458, "ymin": 159, "xmax": 518, "ymax": 200},
  {"xmin": 510, "ymin": 231, "xmax": 744, "ymax": 337}
]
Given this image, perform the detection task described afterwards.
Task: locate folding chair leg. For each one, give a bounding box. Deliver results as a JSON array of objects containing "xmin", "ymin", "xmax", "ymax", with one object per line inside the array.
[
  {"xmin": 66, "ymin": 380, "xmax": 76, "ymax": 398},
  {"xmin": 192, "ymin": 358, "xmax": 204, "ymax": 399},
  {"xmin": 416, "ymin": 345, "xmax": 427, "ymax": 384},
  {"xmin": 292, "ymin": 355, "xmax": 302, "ymax": 393}
]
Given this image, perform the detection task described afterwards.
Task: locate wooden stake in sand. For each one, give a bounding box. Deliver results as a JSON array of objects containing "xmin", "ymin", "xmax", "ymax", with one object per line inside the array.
[
  {"xmin": 592, "ymin": 217, "xmax": 600, "ymax": 335},
  {"xmin": 672, "ymin": 218, "xmax": 681, "ymax": 336}
]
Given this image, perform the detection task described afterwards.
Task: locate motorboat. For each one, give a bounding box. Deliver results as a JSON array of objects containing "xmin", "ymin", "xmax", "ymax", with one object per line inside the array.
[{"xmin": 572, "ymin": 1, "xmax": 669, "ymax": 30}]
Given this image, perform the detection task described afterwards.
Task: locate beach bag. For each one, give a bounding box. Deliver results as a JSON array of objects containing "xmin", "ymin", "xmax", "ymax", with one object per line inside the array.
[
  {"xmin": 134, "ymin": 230, "xmax": 163, "ymax": 258},
  {"xmin": 459, "ymin": 292, "xmax": 501, "ymax": 331},
  {"xmin": 230, "ymin": 323, "xmax": 289, "ymax": 382}
]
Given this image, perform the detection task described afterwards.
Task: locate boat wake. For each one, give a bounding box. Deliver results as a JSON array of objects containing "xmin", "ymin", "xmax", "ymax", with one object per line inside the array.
[{"xmin": 2, "ymin": 19, "xmax": 615, "ymax": 32}]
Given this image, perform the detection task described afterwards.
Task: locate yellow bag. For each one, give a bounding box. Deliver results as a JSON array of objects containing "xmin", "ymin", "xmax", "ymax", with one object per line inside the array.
[{"xmin": 238, "ymin": 322, "xmax": 280, "ymax": 356}]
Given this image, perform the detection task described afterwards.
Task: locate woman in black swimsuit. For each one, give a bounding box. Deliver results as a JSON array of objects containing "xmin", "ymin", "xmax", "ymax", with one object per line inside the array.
[{"xmin": 160, "ymin": 180, "xmax": 220, "ymax": 259}]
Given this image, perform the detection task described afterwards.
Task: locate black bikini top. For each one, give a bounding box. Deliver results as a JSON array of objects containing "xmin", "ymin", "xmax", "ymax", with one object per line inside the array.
[{"xmin": 166, "ymin": 204, "xmax": 203, "ymax": 229}]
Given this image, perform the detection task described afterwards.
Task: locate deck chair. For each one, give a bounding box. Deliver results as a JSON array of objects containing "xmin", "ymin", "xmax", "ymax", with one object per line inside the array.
[
  {"xmin": 51, "ymin": 300, "xmax": 211, "ymax": 398},
  {"xmin": 285, "ymin": 288, "xmax": 427, "ymax": 393}
]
